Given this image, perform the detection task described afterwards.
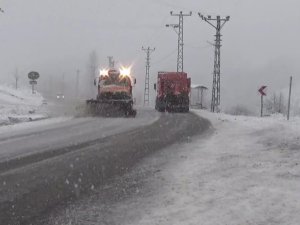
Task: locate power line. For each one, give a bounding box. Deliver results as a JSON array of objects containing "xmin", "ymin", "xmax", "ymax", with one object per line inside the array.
[
  {"xmin": 185, "ymin": 43, "xmax": 212, "ymax": 49},
  {"xmin": 166, "ymin": 11, "xmax": 192, "ymax": 72},
  {"xmin": 198, "ymin": 13, "xmax": 230, "ymax": 113},
  {"xmin": 145, "ymin": 14, "xmax": 170, "ymax": 45},
  {"xmin": 152, "ymin": 0, "xmax": 192, "ymax": 12},
  {"xmin": 152, "ymin": 48, "xmax": 177, "ymax": 66},
  {"xmin": 142, "ymin": 46, "xmax": 155, "ymax": 106},
  {"xmin": 151, "ymin": 44, "xmax": 210, "ymax": 67}
]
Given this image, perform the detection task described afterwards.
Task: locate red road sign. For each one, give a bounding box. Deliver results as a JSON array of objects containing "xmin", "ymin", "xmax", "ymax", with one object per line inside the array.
[{"xmin": 258, "ymin": 86, "xmax": 267, "ymax": 96}]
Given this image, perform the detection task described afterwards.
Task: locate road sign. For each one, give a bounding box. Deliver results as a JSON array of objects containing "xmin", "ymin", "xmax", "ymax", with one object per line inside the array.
[
  {"xmin": 258, "ymin": 85, "xmax": 267, "ymax": 117},
  {"xmin": 29, "ymin": 80, "xmax": 37, "ymax": 85},
  {"xmin": 28, "ymin": 71, "xmax": 40, "ymax": 80},
  {"xmin": 258, "ymin": 86, "xmax": 267, "ymax": 96}
]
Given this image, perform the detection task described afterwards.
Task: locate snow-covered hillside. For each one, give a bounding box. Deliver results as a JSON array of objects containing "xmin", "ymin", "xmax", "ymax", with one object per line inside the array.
[{"xmin": 0, "ymin": 84, "xmax": 48, "ymax": 125}]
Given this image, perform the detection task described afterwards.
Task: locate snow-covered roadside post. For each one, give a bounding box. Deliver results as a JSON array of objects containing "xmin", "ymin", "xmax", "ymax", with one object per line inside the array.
[{"xmin": 287, "ymin": 76, "xmax": 293, "ymax": 120}]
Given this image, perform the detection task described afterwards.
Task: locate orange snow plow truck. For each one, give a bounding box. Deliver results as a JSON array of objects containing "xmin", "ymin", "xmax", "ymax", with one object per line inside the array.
[{"xmin": 86, "ymin": 68, "xmax": 137, "ymax": 117}]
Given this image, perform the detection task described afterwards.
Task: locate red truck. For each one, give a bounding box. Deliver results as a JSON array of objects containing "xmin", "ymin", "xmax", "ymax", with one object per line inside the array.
[{"xmin": 154, "ymin": 72, "xmax": 191, "ymax": 112}]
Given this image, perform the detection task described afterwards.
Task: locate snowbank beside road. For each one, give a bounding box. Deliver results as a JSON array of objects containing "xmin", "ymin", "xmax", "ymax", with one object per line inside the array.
[
  {"xmin": 106, "ymin": 111, "xmax": 300, "ymax": 225},
  {"xmin": 0, "ymin": 84, "xmax": 48, "ymax": 125}
]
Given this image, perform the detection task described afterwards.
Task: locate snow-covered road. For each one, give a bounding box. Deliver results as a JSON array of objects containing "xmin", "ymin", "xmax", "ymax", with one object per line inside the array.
[
  {"xmin": 50, "ymin": 111, "xmax": 300, "ymax": 225},
  {"xmin": 0, "ymin": 108, "xmax": 159, "ymax": 162},
  {"xmin": 0, "ymin": 110, "xmax": 210, "ymax": 225}
]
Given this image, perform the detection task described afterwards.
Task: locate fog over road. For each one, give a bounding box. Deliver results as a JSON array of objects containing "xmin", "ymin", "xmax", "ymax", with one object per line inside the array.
[{"xmin": 0, "ymin": 109, "xmax": 210, "ymax": 225}]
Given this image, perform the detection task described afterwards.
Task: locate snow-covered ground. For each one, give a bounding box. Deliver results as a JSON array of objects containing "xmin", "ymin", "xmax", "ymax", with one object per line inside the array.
[
  {"xmin": 92, "ymin": 110, "xmax": 300, "ymax": 225},
  {"xmin": 0, "ymin": 84, "xmax": 48, "ymax": 125}
]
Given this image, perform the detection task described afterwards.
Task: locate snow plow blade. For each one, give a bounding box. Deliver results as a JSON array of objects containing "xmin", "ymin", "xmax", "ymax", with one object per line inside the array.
[{"xmin": 86, "ymin": 99, "xmax": 136, "ymax": 117}]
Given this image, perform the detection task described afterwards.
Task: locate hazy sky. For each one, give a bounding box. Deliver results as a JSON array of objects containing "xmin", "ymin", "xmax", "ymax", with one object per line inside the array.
[{"xmin": 0, "ymin": 0, "xmax": 299, "ymax": 109}]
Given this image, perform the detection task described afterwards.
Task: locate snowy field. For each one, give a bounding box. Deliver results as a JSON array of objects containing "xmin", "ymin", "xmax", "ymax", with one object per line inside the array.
[
  {"xmin": 79, "ymin": 110, "xmax": 300, "ymax": 225},
  {"xmin": 0, "ymin": 84, "xmax": 48, "ymax": 125},
  {"xmin": 128, "ymin": 111, "xmax": 300, "ymax": 225}
]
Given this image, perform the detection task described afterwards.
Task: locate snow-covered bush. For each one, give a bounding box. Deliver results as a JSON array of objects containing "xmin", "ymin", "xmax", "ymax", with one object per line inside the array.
[{"xmin": 225, "ymin": 105, "xmax": 254, "ymax": 116}]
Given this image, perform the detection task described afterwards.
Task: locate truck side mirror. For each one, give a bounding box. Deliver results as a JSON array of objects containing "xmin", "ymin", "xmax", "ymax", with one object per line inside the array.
[
  {"xmin": 94, "ymin": 78, "xmax": 97, "ymax": 86},
  {"xmin": 134, "ymin": 78, "xmax": 136, "ymax": 84},
  {"xmin": 154, "ymin": 83, "xmax": 156, "ymax": 90}
]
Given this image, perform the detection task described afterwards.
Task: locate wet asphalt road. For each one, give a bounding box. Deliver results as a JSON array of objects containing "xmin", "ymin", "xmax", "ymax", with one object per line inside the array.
[{"xmin": 0, "ymin": 111, "xmax": 210, "ymax": 225}]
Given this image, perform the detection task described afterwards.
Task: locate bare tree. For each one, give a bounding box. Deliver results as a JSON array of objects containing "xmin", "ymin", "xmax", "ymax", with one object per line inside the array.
[
  {"xmin": 278, "ymin": 92, "xmax": 284, "ymax": 113},
  {"xmin": 265, "ymin": 92, "xmax": 286, "ymax": 115}
]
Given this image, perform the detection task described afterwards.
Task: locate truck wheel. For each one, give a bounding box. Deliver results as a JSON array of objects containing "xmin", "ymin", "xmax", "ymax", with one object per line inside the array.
[
  {"xmin": 156, "ymin": 105, "xmax": 165, "ymax": 112},
  {"xmin": 166, "ymin": 106, "xmax": 172, "ymax": 113},
  {"xmin": 130, "ymin": 109, "xmax": 137, "ymax": 117},
  {"xmin": 159, "ymin": 107, "xmax": 166, "ymax": 112}
]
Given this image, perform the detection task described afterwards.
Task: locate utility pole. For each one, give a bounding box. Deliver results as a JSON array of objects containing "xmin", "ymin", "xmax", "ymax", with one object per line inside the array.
[
  {"xmin": 261, "ymin": 95, "xmax": 264, "ymax": 117},
  {"xmin": 198, "ymin": 13, "xmax": 230, "ymax": 112},
  {"xmin": 14, "ymin": 68, "xmax": 19, "ymax": 90},
  {"xmin": 108, "ymin": 56, "xmax": 115, "ymax": 69},
  {"xmin": 287, "ymin": 76, "xmax": 293, "ymax": 120},
  {"xmin": 166, "ymin": 11, "xmax": 192, "ymax": 72},
  {"xmin": 49, "ymin": 75, "xmax": 53, "ymax": 96},
  {"xmin": 142, "ymin": 47, "xmax": 155, "ymax": 106},
  {"xmin": 62, "ymin": 73, "xmax": 65, "ymax": 95},
  {"xmin": 76, "ymin": 69, "xmax": 80, "ymax": 98}
]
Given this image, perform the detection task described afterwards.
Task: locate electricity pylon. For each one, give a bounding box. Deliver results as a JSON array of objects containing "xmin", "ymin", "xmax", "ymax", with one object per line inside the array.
[
  {"xmin": 198, "ymin": 13, "xmax": 230, "ymax": 112},
  {"xmin": 166, "ymin": 11, "xmax": 192, "ymax": 72},
  {"xmin": 142, "ymin": 47, "xmax": 155, "ymax": 106}
]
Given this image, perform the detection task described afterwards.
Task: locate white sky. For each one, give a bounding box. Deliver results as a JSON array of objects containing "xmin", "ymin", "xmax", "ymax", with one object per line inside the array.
[{"xmin": 0, "ymin": 0, "xmax": 299, "ymax": 108}]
